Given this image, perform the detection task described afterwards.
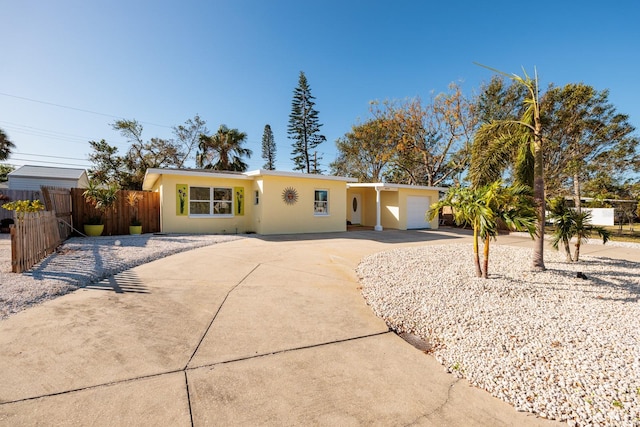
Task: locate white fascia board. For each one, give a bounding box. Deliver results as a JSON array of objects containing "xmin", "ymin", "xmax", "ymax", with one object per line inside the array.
[
  {"xmin": 347, "ymin": 182, "xmax": 448, "ymax": 192},
  {"xmin": 243, "ymin": 169, "xmax": 358, "ymax": 182}
]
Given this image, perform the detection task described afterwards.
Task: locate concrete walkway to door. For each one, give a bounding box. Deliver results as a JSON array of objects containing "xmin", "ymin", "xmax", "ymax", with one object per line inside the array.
[{"xmin": 2, "ymin": 228, "xmax": 625, "ymax": 425}]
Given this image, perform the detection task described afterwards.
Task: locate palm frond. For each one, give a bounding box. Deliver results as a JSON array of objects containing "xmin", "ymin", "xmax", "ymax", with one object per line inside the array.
[{"xmin": 469, "ymin": 121, "xmax": 529, "ymax": 187}]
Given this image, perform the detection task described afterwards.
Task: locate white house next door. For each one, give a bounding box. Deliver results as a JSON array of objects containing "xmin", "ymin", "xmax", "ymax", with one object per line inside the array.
[{"xmin": 351, "ymin": 194, "xmax": 361, "ymax": 224}]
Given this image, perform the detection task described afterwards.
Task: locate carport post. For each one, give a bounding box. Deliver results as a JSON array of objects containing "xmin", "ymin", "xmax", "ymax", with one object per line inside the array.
[{"xmin": 374, "ymin": 186, "xmax": 383, "ymax": 231}]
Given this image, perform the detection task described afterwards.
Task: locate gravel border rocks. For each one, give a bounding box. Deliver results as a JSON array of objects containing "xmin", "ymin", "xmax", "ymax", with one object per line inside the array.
[
  {"xmin": 358, "ymin": 243, "xmax": 640, "ymax": 426},
  {"xmin": 0, "ymin": 233, "xmax": 243, "ymax": 319}
]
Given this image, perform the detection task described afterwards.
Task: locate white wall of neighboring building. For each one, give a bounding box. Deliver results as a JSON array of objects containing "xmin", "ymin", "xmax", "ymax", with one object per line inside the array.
[
  {"xmin": 583, "ymin": 208, "xmax": 615, "ymax": 226},
  {"xmin": 547, "ymin": 208, "xmax": 614, "ymax": 226},
  {"xmin": 8, "ymin": 177, "xmax": 80, "ymax": 191},
  {"xmin": 7, "ymin": 165, "xmax": 89, "ymax": 191}
]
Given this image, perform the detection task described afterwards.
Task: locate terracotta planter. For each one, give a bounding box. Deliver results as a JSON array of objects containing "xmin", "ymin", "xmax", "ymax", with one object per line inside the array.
[
  {"xmin": 129, "ymin": 225, "xmax": 142, "ymax": 235},
  {"xmin": 84, "ymin": 224, "xmax": 104, "ymax": 237}
]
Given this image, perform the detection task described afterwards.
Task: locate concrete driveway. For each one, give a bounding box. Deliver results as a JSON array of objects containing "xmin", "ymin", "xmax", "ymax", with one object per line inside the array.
[{"xmin": 0, "ymin": 229, "xmax": 584, "ymax": 426}]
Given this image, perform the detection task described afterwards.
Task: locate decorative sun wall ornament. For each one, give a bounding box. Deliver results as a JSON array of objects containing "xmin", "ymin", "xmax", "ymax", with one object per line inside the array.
[{"xmin": 282, "ymin": 187, "xmax": 299, "ymax": 205}]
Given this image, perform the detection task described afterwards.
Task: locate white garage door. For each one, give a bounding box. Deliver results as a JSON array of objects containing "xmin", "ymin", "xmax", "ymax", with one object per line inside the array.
[{"xmin": 406, "ymin": 196, "xmax": 431, "ymax": 229}]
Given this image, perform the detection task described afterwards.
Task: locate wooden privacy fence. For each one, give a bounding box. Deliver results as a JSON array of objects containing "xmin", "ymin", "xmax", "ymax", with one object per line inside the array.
[
  {"xmin": 41, "ymin": 186, "xmax": 73, "ymax": 239},
  {"xmin": 10, "ymin": 211, "xmax": 62, "ymax": 273},
  {"xmin": 71, "ymin": 188, "xmax": 160, "ymax": 236}
]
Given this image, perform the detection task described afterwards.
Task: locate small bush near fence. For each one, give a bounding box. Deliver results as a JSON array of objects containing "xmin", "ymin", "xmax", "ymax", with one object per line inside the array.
[
  {"xmin": 0, "ymin": 190, "xmax": 43, "ymax": 221},
  {"xmin": 10, "ymin": 211, "xmax": 62, "ymax": 273}
]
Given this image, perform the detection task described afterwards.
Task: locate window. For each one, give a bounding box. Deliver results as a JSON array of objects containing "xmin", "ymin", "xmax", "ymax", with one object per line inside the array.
[
  {"xmin": 254, "ymin": 190, "xmax": 260, "ymax": 205},
  {"xmin": 213, "ymin": 188, "xmax": 233, "ymax": 215},
  {"xmin": 190, "ymin": 186, "xmax": 211, "ymax": 215},
  {"xmin": 314, "ymin": 190, "xmax": 329, "ymax": 215},
  {"xmin": 189, "ymin": 186, "xmax": 233, "ymax": 216}
]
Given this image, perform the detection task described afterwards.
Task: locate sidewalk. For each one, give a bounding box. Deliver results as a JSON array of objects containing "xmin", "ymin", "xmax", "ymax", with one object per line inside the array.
[{"xmin": 0, "ymin": 228, "xmax": 617, "ymax": 425}]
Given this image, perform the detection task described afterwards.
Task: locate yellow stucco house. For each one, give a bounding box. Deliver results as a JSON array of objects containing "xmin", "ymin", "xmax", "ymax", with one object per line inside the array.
[
  {"xmin": 346, "ymin": 183, "xmax": 443, "ymax": 231},
  {"xmin": 142, "ymin": 168, "xmax": 444, "ymax": 235}
]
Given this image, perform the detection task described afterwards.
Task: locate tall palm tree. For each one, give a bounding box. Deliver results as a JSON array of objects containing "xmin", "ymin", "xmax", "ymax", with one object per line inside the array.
[
  {"xmin": 0, "ymin": 128, "xmax": 16, "ymax": 161},
  {"xmin": 471, "ymin": 64, "xmax": 546, "ymax": 271},
  {"xmin": 196, "ymin": 125, "xmax": 252, "ymax": 171}
]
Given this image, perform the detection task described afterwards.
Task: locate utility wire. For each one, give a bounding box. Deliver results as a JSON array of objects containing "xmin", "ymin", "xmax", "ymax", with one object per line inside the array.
[
  {"xmin": 0, "ymin": 120, "xmax": 99, "ymax": 140},
  {"xmin": 8, "ymin": 157, "xmax": 91, "ymax": 167},
  {"xmin": 0, "ymin": 91, "xmax": 172, "ymax": 129},
  {"xmin": 1, "ymin": 122, "xmax": 130, "ymax": 148},
  {"xmin": 0, "ymin": 120, "xmax": 128, "ymax": 145},
  {"xmin": 14, "ymin": 152, "xmax": 89, "ymax": 161}
]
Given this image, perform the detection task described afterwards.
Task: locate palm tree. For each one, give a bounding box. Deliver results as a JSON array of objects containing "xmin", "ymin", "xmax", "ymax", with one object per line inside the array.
[
  {"xmin": 196, "ymin": 125, "xmax": 252, "ymax": 171},
  {"xmin": 572, "ymin": 210, "xmax": 610, "ymax": 261},
  {"xmin": 430, "ymin": 181, "xmax": 537, "ymax": 278},
  {"xmin": 472, "ymin": 64, "xmax": 546, "ymax": 271},
  {"xmin": 0, "ymin": 128, "xmax": 16, "ymax": 161},
  {"xmin": 478, "ymin": 181, "xmax": 537, "ymax": 278},
  {"xmin": 548, "ymin": 197, "xmax": 610, "ymax": 262},
  {"xmin": 430, "ymin": 186, "xmax": 490, "ymax": 277},
  {"xmin": 548, "ymin": 197, "xmax": 575, "ymax": 262}
]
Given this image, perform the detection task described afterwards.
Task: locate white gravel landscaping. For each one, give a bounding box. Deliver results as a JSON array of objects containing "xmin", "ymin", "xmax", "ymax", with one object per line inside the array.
[
  {"xmin": 0, "ymin": 233, "xmax": 243, "ymax": 319},
  {"xmin": 357, "ymin": 243, "xmax": 640, "ymax": 426}
]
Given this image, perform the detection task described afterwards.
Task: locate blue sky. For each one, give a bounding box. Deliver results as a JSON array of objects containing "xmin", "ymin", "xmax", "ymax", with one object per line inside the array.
[{"xmin": 1, "ymin": 1, "xmax": 639, "ymax": 174}]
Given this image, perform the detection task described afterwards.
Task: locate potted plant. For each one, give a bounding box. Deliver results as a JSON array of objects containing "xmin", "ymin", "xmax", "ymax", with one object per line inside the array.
[
  {"xmin": 82, "ymin": 180, "xmax": 119, "ymax": 236},
  {"xmin": 127, "ymin": 192, "xmax": 143, "ymax": 235}
]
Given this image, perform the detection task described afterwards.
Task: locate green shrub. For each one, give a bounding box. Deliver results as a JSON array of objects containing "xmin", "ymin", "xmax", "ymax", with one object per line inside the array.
[{"xmin": 1, "ymin": 200, "xmax": 45, "ymax": 213}]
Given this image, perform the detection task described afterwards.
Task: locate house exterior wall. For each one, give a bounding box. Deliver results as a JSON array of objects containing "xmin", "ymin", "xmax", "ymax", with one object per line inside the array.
[
  {"xmin": 145, "ymin": 170, "xmax": 442, "ymax": 235},
  {"xmin": 77, "ymin": 174, "xmax": 90, "ymax": 188},
  {"xmin": 362, "ymin": 189, "xmax": 377, "ymax": 227},
  {"xmin": 148, "ymin": 172, "xmax": 349, "ymax": 235},
  {"xmin": 152, "ymin": 174, "xmax": 254, "ymax": 234},
  {"xmin": 346, "ymin": 186, "xmax": 441, "ymax": 230},
  {"xmin": 251, "ymin": 180, "xmax": 264, "ymax": 233},
  {"xmin": 256, "ymin": 175, "xmax": 348, "ymax": 234},
  {"xmin": 347, "ymin": 187, "xmax": 401, "ymax": 229},
  {"xmin": 397, "ymin": 188, "xmax": 440, "ymax": 229},
  {"xmin": 380, "ymin": 191, "xmax": 400, "ymax": 229}
]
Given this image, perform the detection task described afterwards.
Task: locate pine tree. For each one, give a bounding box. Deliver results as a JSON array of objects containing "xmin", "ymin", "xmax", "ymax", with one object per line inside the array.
[
  {"xmin": 261, "ymin": 124, "xmax": 276, "ymax": 170},
  {"xmin": 310, "ymin": 151, "xmax": 323, "ymax": 174},
  {"xmin": 288, "ymin": 71, "xmax": 326, "ymax": 173}
]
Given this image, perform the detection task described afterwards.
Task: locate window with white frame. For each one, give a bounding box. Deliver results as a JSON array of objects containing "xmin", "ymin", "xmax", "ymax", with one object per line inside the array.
[
  {"xmin": 314, "ymin": 189, "xmax": 329, "ymax": 215},
  {"xmin": 189, "ymin": 186, "xmax": 233, "ymax": 216},
  {"xmin": 254, "ymin": 190, "xmax": 259, "ymax": 205}
]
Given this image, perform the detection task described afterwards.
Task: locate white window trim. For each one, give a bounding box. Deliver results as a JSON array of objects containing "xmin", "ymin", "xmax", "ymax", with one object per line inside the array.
[
  {"xmin": 314, "ymin": 189, "xmax": 329, "ymax": 216},
  {"xmin": 189, "ymin": 186, "xmax": 234, "ymax": 217}
]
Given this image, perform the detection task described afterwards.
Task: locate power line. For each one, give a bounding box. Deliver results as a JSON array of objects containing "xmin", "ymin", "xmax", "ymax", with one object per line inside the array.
[
  {"xmin": 14, "ymin": 152, "xmax": 89, "ymax": 161},
  {"xmin": 0, "ymin": 92, "xmax": 173, "ymax": 129},
  {"xmin": 8, "ymin": 157, "xmax": 91, "ymax": 167},
  {"xmin": 0, "ymin": 120, "xmax": 122, "ymax": 143},
  {"xmin": 3, "ymin": 126, "xmax": 92, "ymax": 145},
  {"xmin": 0, "ymin": 121, "xmax": 130, "ymax": 148}
]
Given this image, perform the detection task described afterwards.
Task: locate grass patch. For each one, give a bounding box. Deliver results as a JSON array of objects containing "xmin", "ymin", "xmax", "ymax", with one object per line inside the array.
[{"xmin": 544, "ymin": 224, "xmax": 640, "ymax": 244}]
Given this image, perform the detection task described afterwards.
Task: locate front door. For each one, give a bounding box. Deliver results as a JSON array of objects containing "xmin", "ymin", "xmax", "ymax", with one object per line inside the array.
[{"xmin": 351, "ymin": 194, "xmax": 361, "ymax": 224}]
